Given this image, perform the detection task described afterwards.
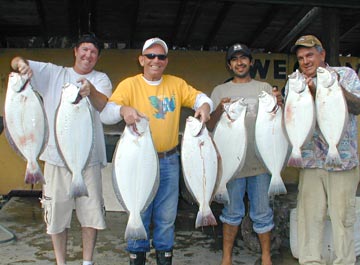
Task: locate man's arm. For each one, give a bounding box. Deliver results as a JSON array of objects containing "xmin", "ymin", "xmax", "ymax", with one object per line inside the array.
[
  {"xmin": 206, "ymin": 98, "xmax": 230, "ymax": 132},
  {"xmin": 342, "ymin": 88, "xmax": 360, "ymax": 115}
]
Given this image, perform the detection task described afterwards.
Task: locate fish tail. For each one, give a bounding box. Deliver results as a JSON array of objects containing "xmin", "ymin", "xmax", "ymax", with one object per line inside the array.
[
  {"xmin": 325, "ymin": 146, "xmax": 342, "ymax": 168},
  {"xmin": 25, "ymin": 161, "xmax": 46, "ymax": 184},
  {"xmin": 287, "ymin": 149, "xmax": 303, "ymax": 167},
  {"xmin": 268, "ymin": 175, "xmax": 287, "ymax": 196},
  {"xmin": 125, "ymin": 213, "xmax": 147, "ymax": 240},
  {"xmin": 70, "ymin": 173, "xmax": 88, "ymax": 198},
  {"xmin": 214, "ymin": 190, "xmax": 230, "ymax": 204},
  {"xmin": 195, "ymin": 208, "xmax": 218, "ymax": 228}
]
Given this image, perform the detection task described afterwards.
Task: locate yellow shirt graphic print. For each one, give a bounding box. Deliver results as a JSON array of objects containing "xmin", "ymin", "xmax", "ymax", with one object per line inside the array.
[{"xmin": 148, "ymin": 95, "xmax": 176, "ymax": 119}]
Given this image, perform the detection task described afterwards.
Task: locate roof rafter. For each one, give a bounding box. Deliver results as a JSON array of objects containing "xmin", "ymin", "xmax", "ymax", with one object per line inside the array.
[
  {"xmin": 275, "ymin": 6, "xmax": 321, "ymax": 52},
  {"xmin": 229, "ymin": 0, "xmax": 360, "ymax": 8},
  {"xmin": 203, "ymin": 1, "xmax": 233, "ymax": 50}
]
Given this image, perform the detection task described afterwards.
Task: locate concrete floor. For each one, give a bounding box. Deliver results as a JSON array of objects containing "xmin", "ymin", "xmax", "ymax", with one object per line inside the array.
[{"xmin": 0, "ymin": 193, "xmax": 359, "ymax": 265}]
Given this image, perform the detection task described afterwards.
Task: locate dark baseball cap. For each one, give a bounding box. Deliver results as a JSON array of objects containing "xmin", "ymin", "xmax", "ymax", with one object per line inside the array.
[
  {"xmin": 76, "ymin": 32, "xmax": 102, "ymax": 54},
  {"xmin": 290, "ymin": 35, "xmax": 323, "ymax": 53},
  {"xmin": 226, "ymin": 43, "xmax": 252, "ymax": 62}
]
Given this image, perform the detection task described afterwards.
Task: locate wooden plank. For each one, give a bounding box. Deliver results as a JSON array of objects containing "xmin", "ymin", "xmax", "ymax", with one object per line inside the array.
[{"xmin": 228, "ymin": 0, "xmax": 360, "ymax": 9}]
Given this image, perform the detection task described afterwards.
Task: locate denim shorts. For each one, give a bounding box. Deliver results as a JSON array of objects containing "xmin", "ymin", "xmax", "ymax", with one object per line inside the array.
[
  {"xmin": 127, "ymin": 152, "xmax": 180, "ymax": 252},
  {"xmin": 220, "ymin": 173, "xmax": 274, "ymax": 234}
]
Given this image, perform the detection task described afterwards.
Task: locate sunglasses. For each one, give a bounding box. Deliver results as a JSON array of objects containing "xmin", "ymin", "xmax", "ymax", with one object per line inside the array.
[{"xmin": 143, "ymin": 53, "xmax": 167, "ymax": 60}]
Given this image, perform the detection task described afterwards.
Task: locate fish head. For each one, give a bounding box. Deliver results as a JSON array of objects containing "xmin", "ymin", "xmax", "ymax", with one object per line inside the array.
[
  {"xmin": 8, "ymin": 72, "xmax": 29, "ymax": 92},
  {"xmin": 224, "ymin": 97, "xmax": 247, "ymax": 120},
  {"xmin": 258, "ymin": 90, "xmax": 278, "ymax": 113},
  {"xmin": 61, "ymin": 83, "xmax": 82, "ymax": 104},
  {"xmin": 185, "ymin": 116, "xmax": 203, "ymax": 136},
  {"xmin": 130, "ymin": 117, "xmax": 149, "ymax": 136},
  {"xmin": 288, "ymin": 69, "xmax": 306, "ymax": 93},
  {"xmin": 316, "ymin": 67, "xmax": 337, "ymax": 88}
]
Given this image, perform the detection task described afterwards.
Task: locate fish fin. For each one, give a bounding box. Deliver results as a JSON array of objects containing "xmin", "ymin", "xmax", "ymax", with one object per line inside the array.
[
  {"xmin": 287, "ymin": 149, "xmax": 303, "ymax": 167},
  {"xmin": 268, "ymin": 174, "xmax": 287, "ymax": 196},
  {"xmin": 25, "ymin": 161, "xmax": 46, "ymax": 184},
  {"xmin": 69, "ymin": 173, "xmax": 89, "ymax": 198},
  {"xmin": 195, "ymin": 208, "xmax": 218, "ymax": 228},
  {"xmin": 125, "ymin": 212, "xmax": 147, "ymax": 240},
  {"xmin": 325, "ymin": 146, "xmax": 342, "ymax": 168},
  {"xmin": 213, "ymin": 190, "xmax": 230, "ymax": 204}
]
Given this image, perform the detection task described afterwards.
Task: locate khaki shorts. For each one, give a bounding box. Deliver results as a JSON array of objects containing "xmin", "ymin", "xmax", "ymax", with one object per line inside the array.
[{"xmin": 41, "ymin": 163, "xmax": 106, "ymax": 234}]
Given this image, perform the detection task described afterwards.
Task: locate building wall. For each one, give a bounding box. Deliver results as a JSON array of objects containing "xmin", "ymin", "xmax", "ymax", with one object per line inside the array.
[{"xmin": 0, "ymin": 49, "xmax": 359, "ymax": 194}]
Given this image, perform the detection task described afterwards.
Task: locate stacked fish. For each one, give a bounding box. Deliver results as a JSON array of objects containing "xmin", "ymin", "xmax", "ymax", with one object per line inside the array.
[
  {"xmin": 112, "ymin": 117, "xmax": 159, "ymax": 240},
  {"xmin": 284, "ymin": 70, "xmax": 315, "ymax": 167},
  {"xmin": 213, "ymin": 98, "xmax": 247, "ymax": 204},
  {"xmin": 4, "ymin": 72, "xmax": 48, "ymax": 184},
  {"xmin": 255, "ymin": 91, "xmax": 289, "ymax": 196},
  {"xmin": 316, "ymin": 67, "xmax": 348, "ymax": 168},
  {"xmin": 181, "ymin": 116, "xmax": 218, "ymax": 228},
  {"xmin": 55, "ymin": 83, "xmax": 93, "ymax": 198}
]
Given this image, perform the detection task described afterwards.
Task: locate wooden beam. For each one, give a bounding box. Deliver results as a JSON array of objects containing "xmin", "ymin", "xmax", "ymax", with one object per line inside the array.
[
  {"xmin": 340, "ymin": 21, "xmax": 360, "ymax": 41},
  {"xmin": 203, "ymin": 1, "xmax": 234, "ymax": 50},
  {"xmin": 322, "ymin": 8, "xmax": 340, "ymax": 65},
  {"xmin": 169, "ymin": 0, "xmax": 189, "ymax": 48},
  {"xmin": 34, "ymin": 0, "xmax": 48, "ymax": 47},
  {"xmin": 67, "ymin": 0, "xmax": 79, "ymax": 39},
  {"xmin": 129, "ymin": 0, "xmax": 140, "ymax": 48},
  {"xmin": 274, "ymin": 6, "xmax": 320, "ymax": 52},
  {"xmin": 180, "ymin": 0, "xmax": 203, "ymax": 47},
  {"xmin": 228, "ymin": 0, "xmax": 360, "ymax": 9},
  {"xmin": 248, "ymin": 5, "xmax": 279, "ymax": 47}
]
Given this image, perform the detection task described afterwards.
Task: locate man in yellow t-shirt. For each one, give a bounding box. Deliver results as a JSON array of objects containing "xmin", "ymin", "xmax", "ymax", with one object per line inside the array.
[{"xmin": 100, "ymin": 37, "xmax": 213, "ymax": 264}]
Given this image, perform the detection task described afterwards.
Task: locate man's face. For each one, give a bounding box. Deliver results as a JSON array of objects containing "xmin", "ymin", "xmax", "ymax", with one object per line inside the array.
[
  {"xmin": 139, "ymin": 44, "xmax": 168, "ymax": 81},
  {"xmin": 74, "ymin": 42, "xmax": 99, "ymax": 75},
  {"xmin": 296, "ymin": 46, "xmax": 326, "ymax": 78},
  {"xmin": 228, "ymin": 52, "xmax": 252, "ymax": 78}
]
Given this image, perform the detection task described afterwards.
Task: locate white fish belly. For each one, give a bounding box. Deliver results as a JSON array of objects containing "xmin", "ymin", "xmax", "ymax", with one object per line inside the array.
[
  {"xmin": 56, "ymin": 100, "xmax": 93, "ymax": 172},
  {"xmin": 213, "ymin": 111, "xmax": 247, "ymax": 203},
  {"xmin": 284, "ymin": 89, "xmax": 315, "ymax": 167},
  {"xmin": 4, "ymin": 79, "xmax": 47, "ymax": 184},
  {"xmin": 256, "ymin": 108, "xmax": 289, "ymax": 196},
  {"xmin": 316, "ymin": 80, "xmax": 347, "ymax": 168},
  {"xmin": 181, "ymin": 119, "xmax": 218, "ymax": 228},
  {"xmin": 112, "ymin": 124, "xmax": 159, "ymax": 239}
]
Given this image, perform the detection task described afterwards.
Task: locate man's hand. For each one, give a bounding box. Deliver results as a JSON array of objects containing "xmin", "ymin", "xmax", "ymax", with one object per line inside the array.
[
  {"xmin": 78, "ymin": 78, "xmax": 92, "ymax": 98},
  {"xmin": 12, "ymin": 57, "xmax": 33, "ymax": 78},
  {"xmin": 272, "ymin": 86, "xmax": 284, "ymax": 107},
  {"xmin": 120, "ymin": 106, "xmax": 146, "ymax": 125},
  {"xmin": 194, "ymin": 103, "xmax": 211, "ymax": 123}
]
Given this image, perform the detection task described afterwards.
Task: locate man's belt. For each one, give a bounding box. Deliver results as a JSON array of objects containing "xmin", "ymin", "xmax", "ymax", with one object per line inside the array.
[{"xmin": 157, "ymin": 147, "xmax": 178, "ymax": 158}]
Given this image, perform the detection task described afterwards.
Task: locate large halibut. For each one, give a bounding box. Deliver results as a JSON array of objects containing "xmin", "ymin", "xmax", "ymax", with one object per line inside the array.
[
  {"xmin": 112, "ymin": 117, "xmax": 159, "ymax": 240},
  {"xmin": 55, "ymin": 83, "xmax": 93, "ymax": 198},
  {"xmin": 181, "ymin": 116, "xmax": 218, "ymax": 228},
  {"xmin": 316, "ymin": 67, "xmax": 348, "ymax": 168},
  {"xmin": 255, "ymin": 91, "xmax": 289, "ymax": 196},
  {"xmin": 212, "ymin": 98, "xmax": 247, "ymax": 204},
  {"xmin": 284, "ymin": 70, "xmax": 315, "ymax": 167},
  {"xmin": 4, "ymin": 72, "xmax": 48, "ymax": 184}
]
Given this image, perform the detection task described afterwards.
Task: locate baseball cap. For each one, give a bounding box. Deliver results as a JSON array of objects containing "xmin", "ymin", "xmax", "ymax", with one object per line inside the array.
[
  {"xmin": 291, "ymin": 35, "xmax": 323, "ymax": 53},
  {"xmin": 142, "ymin": 37, "xmax": 168, "ymax": 54},
  {"xmin": 226, "ymin": 43, "xmax": 252, "ymax": 62},
  {"xmin": 76, "ymin": 32, "xmax": 102, "ymax": 54}
]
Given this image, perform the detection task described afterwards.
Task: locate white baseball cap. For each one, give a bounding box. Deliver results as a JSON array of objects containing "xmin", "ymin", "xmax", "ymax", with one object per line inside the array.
[{"xmin": 142, "ymin": 37, "xmax": 168, "ymax": 54}]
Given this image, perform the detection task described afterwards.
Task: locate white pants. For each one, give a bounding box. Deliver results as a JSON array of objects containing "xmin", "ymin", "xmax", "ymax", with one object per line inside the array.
[{"xmin": 297, "ymin": 167, "xmax": 359, "ymax": 265}]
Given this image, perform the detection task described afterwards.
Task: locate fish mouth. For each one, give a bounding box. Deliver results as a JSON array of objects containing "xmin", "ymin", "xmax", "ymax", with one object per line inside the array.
[
  {"xmin": 17, "ymin": 78, "xmax": 30, "ymax": 92},
  {"xmin": 72, "ymin": 92, "xmax": 83, "ymax": 104}
]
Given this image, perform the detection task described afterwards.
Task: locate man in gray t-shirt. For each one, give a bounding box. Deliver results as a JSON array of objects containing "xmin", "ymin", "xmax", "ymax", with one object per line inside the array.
[{"xmin": 207, "ymin": 43, "xmax": 282, "ymax": 265}]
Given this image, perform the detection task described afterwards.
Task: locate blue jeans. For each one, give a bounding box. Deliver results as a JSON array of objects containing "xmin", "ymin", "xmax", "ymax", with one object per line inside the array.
[
  {"xmin": 127, "ymin": 152, "xmax": 180, "ymax": 252},
  {"xmin": 220, "ymin": 174, "xmax": 274, "ymax": 234}
]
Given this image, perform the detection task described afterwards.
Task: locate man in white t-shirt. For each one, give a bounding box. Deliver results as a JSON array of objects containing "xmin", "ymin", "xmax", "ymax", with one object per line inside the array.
[{"xmin": 11, "ymin": 33, "xmax": 112, "ymax": 265}]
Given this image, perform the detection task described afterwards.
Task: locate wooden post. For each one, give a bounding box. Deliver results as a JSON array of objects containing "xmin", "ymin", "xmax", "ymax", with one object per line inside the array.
[{"xmin": 322, "ymin": 8, "xmax": 340, "ymax": 66}]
